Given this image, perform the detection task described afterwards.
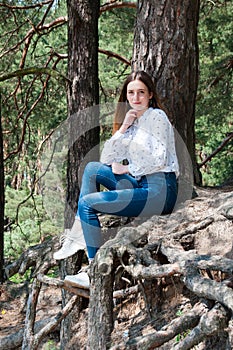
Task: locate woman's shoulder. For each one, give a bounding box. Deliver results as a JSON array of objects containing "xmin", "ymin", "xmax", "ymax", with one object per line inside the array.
[{"xmin": 149, "ymin": 108, "xmax": 169, "ymax": 120}]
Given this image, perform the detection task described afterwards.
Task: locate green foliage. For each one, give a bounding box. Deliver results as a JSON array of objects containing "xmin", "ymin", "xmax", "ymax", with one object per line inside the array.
[
  {"xmin": 42, "ymin": 340, "xmax": 59, "ymax": 350},
  {"xmin": 9, "ymin": 269, "xmax": 33, "ymax": 284},
  {"xmin": 196, "ymin": 1, "xmax": 233, "ymax": 186},
  {"xmin": 1, "ymin": 1, "xmax": 68, "ymax": 187},
  {"xmin": 4, "ymin": 186, "xmax": 60, "ymax": 260},
  {"xmin": 98, "ymin": 6, "xmax": 135, "ymax": 103}
]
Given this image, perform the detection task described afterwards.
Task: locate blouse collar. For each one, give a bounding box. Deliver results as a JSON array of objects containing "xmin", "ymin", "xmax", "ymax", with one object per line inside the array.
[{"xmin": 135, "ymin": 107, "xmax": 153, "ymax": 125}]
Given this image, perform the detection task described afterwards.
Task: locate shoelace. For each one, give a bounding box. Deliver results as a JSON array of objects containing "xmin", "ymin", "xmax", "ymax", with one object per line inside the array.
[{"xmin": 59, "ymin": 232, "xmax": 74, "ymax": 244}]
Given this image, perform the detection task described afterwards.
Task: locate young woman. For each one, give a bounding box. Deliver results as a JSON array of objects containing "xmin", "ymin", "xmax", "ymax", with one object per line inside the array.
[{"xmin": 54, "ymin": 71, "xmax": 179, "ymax": 289}]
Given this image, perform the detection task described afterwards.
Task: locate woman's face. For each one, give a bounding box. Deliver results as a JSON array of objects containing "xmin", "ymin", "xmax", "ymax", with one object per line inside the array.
[{"xmin": 126, "ymin": 79, "xmax": 153, "ymax": 113}]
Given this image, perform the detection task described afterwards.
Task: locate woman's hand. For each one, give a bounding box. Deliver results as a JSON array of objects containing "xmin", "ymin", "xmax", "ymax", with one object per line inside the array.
[
  {"xmin": 112, "ymin": 162, "xmax": 129, "ymax": 175},
  {"xmin": 119, "ymin": 109, "xmax": 138, "ymax": 133}
]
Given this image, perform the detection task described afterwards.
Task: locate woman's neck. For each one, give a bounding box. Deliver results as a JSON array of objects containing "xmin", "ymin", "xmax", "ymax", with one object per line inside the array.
[{"xmin": 137, "ymin": 107, "xmax": 149, "ymax": 118}]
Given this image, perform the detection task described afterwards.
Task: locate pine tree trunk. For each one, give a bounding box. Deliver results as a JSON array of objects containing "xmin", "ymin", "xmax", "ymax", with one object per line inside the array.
[
  {"xmin": 61, "ymin": 1, "xmax": 100, "ymax": 348},
  {"xmin": 0, "ymin": 92, "xmax": 4, "ymax": 283},
  {"xmin": 66, "ymin": 0, "xmax": 100, "ymax": 228},
  {"xmin": 132, "ymin": 0, "xmax": 201, "ymax": 184}
]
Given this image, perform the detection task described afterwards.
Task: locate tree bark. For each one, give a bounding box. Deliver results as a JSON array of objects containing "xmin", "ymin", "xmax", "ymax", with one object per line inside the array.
[
  {"xmin": 132, "ymin": 0, "xmax": 201, "ymax": 184},
  {"xmin": 62, "ymin": 1, "xmax": 100, "ymax": 348},
  {"xmin": 87, "ymin": 260, "xmax": 115, "ymax": 350},
  {"xmin": 0, "ymin": 92, "xmax": 4, "ymax": 282},
  {"xmin": 66, "ymin": 0, "xmax": 100, "ymax": 227}
]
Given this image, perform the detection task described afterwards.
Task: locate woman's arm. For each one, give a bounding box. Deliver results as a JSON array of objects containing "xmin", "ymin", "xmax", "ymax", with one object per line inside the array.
[{"xmin": 100, "ymin": 110, "xmax": 137, "ymax": 165}]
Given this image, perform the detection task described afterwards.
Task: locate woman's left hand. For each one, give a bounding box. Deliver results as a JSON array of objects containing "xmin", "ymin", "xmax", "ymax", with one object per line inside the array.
[{"xmin": 112, "ymin": 162, "xmax": 129, "ymax": 175}]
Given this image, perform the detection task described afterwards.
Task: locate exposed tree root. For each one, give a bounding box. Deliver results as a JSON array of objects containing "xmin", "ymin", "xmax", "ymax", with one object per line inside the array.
[{"xmin": 1, "ymin": 188, "xmax": 233, "ymax": 349}]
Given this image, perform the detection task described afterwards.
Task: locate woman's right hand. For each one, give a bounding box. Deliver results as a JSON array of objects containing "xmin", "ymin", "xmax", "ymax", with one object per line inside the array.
[{"xmin": 119, "ymin": 109, "xmax": 138, "ymax": 133}]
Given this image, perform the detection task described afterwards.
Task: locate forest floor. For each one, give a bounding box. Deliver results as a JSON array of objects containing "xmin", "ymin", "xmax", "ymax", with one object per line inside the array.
[
  {"xmin": 0, "ymin": 184, "xmax": 233, "ymax": 349},
  {"xmin": 0, "ymin": 281, "xmax": 61, "ymax": 349},
  {"xmin": 0, "ymin": 275, "xmax": 199, "ymax": 349}
]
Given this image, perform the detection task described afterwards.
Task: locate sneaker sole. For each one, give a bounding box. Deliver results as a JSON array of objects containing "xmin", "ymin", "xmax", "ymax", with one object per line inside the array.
[
  {"xmin": 64, "ymin": 279, "xmax": 90, "ymax": 290},
  {"xmin": 53, "ymin": 248, "xmax": 85, "ymax": 260}
]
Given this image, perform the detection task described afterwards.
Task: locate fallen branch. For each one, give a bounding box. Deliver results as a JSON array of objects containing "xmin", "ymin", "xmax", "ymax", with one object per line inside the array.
[
  {"xmin": 170, "ymin": 216, "xmax": 214, "ymax": 240},
  {"xmin": 4, "ymin": 238, "xmax": 57, "ymax": 278},
  {"xmin": 24, "ymin": 295, "xmax": 79, "ymax": 350},
  {"xmin": 22, "ymin": 279, "xmax": 42, "ymax": 349}
]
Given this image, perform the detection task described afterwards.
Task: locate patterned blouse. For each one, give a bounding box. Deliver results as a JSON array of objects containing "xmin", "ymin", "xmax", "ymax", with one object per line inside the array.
[{"xmin": 100, "ymin": 108, "xmax": 179, "ymax": 178}]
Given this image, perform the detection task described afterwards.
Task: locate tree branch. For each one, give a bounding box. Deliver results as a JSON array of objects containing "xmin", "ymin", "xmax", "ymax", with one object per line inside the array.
[
  {"xmin": 26, "ymin": 294, "xmax": 79, "ymax": 350},
  {"xmin": 99, "ymin": 48, "xmax": 131, "ymax": 65},
  {"xmin": 100, "ymin": 1, "xmax": 137, "ymax": 14},
  {"xmin": 0, "ymin": 67, "xmax": 70, "ymax": 83},
  {"xmin": 198, "ymin": 132, "xmax": 233, "ymax": 168},
  {"xmin": 0, "ymin": 1, "xmax": 53, "ymax": 10}
]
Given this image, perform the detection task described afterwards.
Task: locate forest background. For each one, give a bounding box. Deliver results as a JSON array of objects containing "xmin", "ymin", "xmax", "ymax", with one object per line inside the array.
[{"xmin": 0, "ymin": 0, "xmax": 232, "ymax": 277}]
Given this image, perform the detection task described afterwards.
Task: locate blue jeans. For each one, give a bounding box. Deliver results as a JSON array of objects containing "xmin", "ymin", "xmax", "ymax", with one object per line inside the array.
[{"xmin": 77, "ymin": 162, "xmax": 177, "ymax": 258}]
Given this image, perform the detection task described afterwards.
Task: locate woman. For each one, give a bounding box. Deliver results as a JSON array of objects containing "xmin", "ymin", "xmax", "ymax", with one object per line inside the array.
[{"xmin": 54, "ymin": 71, "xmax": 179, "ymax": 289}]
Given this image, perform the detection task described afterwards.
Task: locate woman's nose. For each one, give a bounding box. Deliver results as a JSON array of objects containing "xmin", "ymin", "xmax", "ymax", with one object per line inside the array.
[{"xmin": 133, "ymin": 92, "xmax": 139, "ymax": 100}]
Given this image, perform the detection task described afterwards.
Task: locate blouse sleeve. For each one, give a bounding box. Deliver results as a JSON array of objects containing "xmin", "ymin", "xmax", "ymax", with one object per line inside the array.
[{"xmin": 100, "ymin": 130, "xmax": 130, "ymax": 164}]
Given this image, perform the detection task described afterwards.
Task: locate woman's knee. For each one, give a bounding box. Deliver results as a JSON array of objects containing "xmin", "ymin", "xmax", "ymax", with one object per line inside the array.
[{"xmin": 83, "ymin": 161, "xmax": 101, "ymax": 176}]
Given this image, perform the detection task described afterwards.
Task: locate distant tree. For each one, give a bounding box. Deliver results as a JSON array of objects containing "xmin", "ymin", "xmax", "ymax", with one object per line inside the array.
[{"xmin": 196, "ymin": 0, "xmax": 233, "ymax": 186}]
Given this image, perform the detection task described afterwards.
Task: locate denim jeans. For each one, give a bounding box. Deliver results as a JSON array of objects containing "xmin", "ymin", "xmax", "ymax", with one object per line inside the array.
[{"xmin": 77, "ymin": 161, "xmax": 177, "ymax": 259}]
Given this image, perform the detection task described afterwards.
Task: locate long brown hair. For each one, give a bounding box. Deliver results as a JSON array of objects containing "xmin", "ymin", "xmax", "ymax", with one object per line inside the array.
[{"xmin": 113, "ymin": 71, "xmax": 162, "ymax": 133}]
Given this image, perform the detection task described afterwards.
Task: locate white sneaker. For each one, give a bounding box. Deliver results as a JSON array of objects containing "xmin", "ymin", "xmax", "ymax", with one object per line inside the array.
[
  {"xmin": 64, "ymin": 271, "xmax": 90, "ymax": 289},
  {"xmin": 53, "ymin": 226, "xmax": 86, "ymax": 260}
]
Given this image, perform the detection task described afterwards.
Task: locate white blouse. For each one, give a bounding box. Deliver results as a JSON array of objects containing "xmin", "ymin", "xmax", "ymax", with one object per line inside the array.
[{"xmin": 100, "ymin": 108, "xmax": 179, "ymax": 178}]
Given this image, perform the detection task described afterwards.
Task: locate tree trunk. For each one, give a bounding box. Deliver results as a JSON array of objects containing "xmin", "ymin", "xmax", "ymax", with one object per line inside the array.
[
  {"xmin": 66, "ymin": 0, "xmax": 100, "ymax": 227},
  {"xmin": 132, "ymin": 0, "xmax": 201, "ymax": 184},
  {"xmin": 0, "ymin": 92, "xmax": 4, "ymax": 283},
  {"xmin": 61, "ymin": 1, "xmax": 100, "ymax": 348}
]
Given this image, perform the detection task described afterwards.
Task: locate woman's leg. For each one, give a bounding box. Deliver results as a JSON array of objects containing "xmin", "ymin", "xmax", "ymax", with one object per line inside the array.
[
  {"xmin": 64, "ymin": 170, "xmax": 177, "ymax": 289},
  {"xmin": 78, "ymin": 167, "xmax": 177, "ymax": 259},
  {"xmin": 77, "ymin": 161, "xmax": 142, "ymax": 258},
  {"xmin": 78, "ymin": 161, "xmax": 139, "ymax": 198}
]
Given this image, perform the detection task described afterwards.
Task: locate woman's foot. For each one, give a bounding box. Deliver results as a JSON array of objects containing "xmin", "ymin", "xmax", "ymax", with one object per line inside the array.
[
  {"xmin": 53, "ymin": 219, "xmax": 86, "ymax": 260},
  {"xmin": 64, "ymin": 270, "xmax": 90, "ymax": 289}
]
